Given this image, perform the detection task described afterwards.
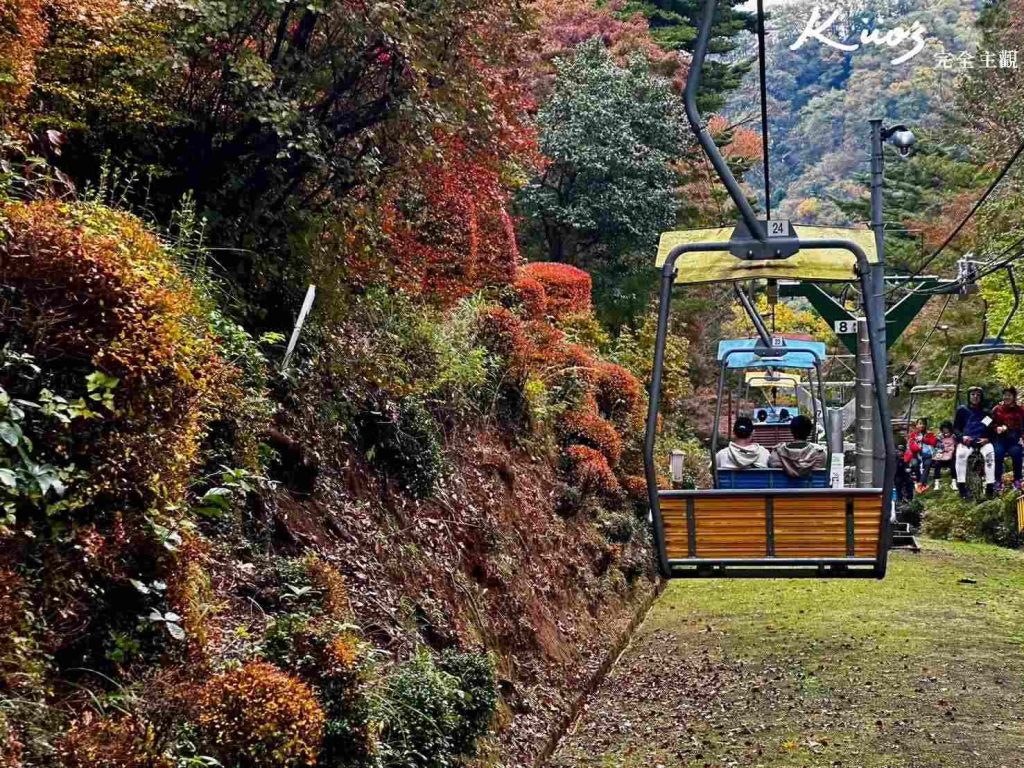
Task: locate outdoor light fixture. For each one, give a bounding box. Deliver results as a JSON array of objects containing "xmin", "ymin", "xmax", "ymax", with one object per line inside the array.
[
  {"xmin": 669, "ymin": 450, "xmax": 685, "ymax": 488},
  {"xmin": 882, "ymin": 123, "xmax": 916, "ymax": 159}
]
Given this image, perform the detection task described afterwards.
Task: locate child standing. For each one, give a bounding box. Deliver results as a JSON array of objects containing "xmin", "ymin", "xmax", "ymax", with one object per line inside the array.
[{"xmin": 895, "ymin": 444, "xmax": 915, "ymax": 503}]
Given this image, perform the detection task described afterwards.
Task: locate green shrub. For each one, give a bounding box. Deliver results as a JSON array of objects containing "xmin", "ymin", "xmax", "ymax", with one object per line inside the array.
[
  {"xmin": 436, "ymin": 649, "xmax": 497, "ymax": 756},
  {"xmin": 972, "ymin": 498, "xmax": 1020, "ymax": 547},
  {"xmin": 922, "ymin": 494, "xmax": 1021, "ymax": 547},
  {"xmin": 262, "ymin": 615, "xmax": 376, "ymax": 767},
  {"xmin": 329, "ymin": 289, "xmax": 487, "ymax": 417},
  {"xmin": 377, "ymin": 648, "xmax": 496, "ymax": 768},
  {"xmin": 358, "ymin": 398, "xmax": 445, "ymax": 498},
  {"xmin": 553, "ymin": 482, "xmax": 585, "ymax": 518},
  {"xmin": 598, "ymin": 510, "xmax": 636, "ymax": 544}
]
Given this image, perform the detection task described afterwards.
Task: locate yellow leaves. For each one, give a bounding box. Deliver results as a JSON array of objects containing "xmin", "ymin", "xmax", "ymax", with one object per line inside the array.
[{"xmin": 196, "ymin": 662, "xmax": 326, "ymax": 768}]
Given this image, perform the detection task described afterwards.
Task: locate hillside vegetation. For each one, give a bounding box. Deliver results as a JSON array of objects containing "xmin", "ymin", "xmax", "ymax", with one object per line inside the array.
[{"xmin": 0, "ymin": 1, "xmax": 748, "ymax": 766}]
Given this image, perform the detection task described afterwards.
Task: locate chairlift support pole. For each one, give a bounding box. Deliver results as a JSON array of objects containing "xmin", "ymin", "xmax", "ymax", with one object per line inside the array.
[
  {"xmin": 734, "ymin": 283, "xmax": 773, "ymax": 347},
  {"xmin": 856, "ymin": 319, "xmax": 876, "ymax": 487},
  {"xmin": 869, "ymin": 119, "xmax": 888, "ymax": 487},
  {"xmin": 685, "ymin": 0, "xmax": 766, "ymax": 242}
]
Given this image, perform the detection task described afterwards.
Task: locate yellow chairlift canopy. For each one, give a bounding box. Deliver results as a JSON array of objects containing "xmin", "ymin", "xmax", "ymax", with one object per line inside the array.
[
  {"xmin": 745, "ymin": 371, "xmax": 801, "ymax": 389},
  {"xmin": 656, "ymin": 225, "xmax": 878, "ymax": 284}
]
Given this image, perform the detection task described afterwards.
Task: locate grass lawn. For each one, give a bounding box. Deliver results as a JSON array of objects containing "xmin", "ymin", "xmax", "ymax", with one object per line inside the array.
[{"xmin": 550, "ymin": 540, "xmax": 1024, "ymax": 768}]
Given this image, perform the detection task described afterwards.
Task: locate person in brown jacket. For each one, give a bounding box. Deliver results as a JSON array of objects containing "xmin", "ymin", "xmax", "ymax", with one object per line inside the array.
[{"xmin": 769, "ymin": 415, "xmax": 827, "ymax": 478}]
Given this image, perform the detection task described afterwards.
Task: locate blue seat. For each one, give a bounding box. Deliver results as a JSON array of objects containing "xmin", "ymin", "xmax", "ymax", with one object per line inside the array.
[{"xmin": 716, "ymin": 468, "xmax": 829, "ymax": 489}]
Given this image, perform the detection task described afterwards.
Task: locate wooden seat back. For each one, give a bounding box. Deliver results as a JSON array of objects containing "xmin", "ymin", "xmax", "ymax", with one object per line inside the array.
[
  {"xmin": 660, "ymin": 489, "xmax": 882, "ymax": 561},
  {"xmin": 751, "ymin": 424, "xmax": 791, "ymax": 448}
]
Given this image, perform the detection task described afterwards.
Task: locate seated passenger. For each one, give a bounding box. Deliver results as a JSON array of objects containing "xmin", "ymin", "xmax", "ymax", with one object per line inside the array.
[
  {"xmin": 954, "ymin": 386, "xmax": 996, "ymax": 499},
  {"xmin": 716, "ymin": 417, "xmax": 770, "ymax": 470},
  {"xmin": 755, "ymin": 409, "xmax": 769, "ymax": 423},
  {"xmin": 769, "ymin": 414, "xmax": 827, "ymax": 477},
  {"xmin": 778, "ymin": 407, "xmax": 791, "ymax": 422}
]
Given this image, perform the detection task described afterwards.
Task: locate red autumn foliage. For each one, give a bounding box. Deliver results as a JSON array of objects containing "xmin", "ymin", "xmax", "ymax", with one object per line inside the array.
[
  {"xmin": 379, "ymin": 137, "xmax": 526, "ymax": 305},
  {"xmin": 557, "ymin": 343, "xmax": 599, "ymax": 385},
  {"xmin": 595, "ymin": 361, "xmax": 644, "ymax": 429},
  {"xmin": 522, "ymin": 262, "xmax": 592, "ymax": 318},
  {"xmin": 558, "ymin": 407, "xmax": 623, "ymax": 466},
  {"xmin": 522, "ymin": 320, "xmax": 566, "ymax": 369},
  {"xmin": 564, "ymin": 444, "xmax": 620, "ymax": 496},
  {"xmin": 511, "ymin": 275, "xmax": 548, "ymax": 319},
  {"xmin": 529, "ymin": 0, "xmax": 687, "ymax": 96}
]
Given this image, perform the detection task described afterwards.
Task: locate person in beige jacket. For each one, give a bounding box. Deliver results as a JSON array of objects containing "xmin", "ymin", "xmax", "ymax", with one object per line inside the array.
[{"xmin": 716, "ymin": 417, "xmax": 770, "ymax": 470}]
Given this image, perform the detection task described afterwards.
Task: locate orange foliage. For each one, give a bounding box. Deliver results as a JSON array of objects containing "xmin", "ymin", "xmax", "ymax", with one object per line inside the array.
[
  {"xmin": 324, "ymin": 632, "xmax": 362, "ymax": 677},
  {"xmin": 565, "ymin": 445, "xmax": 620, "ymax": 495},
  {"xmin": 56, "ymin": 714, "xmax": 172, "ymax": 768},
  {"xmin": 621, "ymin": 474, "xmax": 647, "ymax": 502},
  {"xmin": 197, "ymin": 662, "xmax": 325, "ymax": 768},
  {"xmin": 0, "ymin": 0, "xmax": 125, "ymax": 112},
  {"xmin": 708, "ymin": 115, "xmax": 764, "ymax": 163},
  {"xmin": 0, "ymin": 0, "xmax": 45, "ymax": 109},
  {"xmin": 0, "ymin": 201, "xmax": 237, "ymax": 512},
  {"xmin": 907, "ymin": 191, "xmax": 978, "ymax": 252},
  {"xmin": 522, "ymin": 262, "xmax": 592, "ymax": 318},
  {"xmin": 305, "ymin": 556, "xmax": 353, "ymax": 622},
  {"xmin": 558, "ymin": 406, "xmax": 623, "ymax": 466},
  {"xmin": 595, "ymin": 361, "xmax": 644, "ymax": 429}
]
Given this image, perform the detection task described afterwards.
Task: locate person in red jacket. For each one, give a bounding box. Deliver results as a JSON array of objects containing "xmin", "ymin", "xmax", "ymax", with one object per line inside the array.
[
  {"xmin": 906, "ymin": 418, "xmax": 937, "ymax": 493},
  {"xmin": 991, "ymin": 386, "xmax": 1024, "ymax": 492}
]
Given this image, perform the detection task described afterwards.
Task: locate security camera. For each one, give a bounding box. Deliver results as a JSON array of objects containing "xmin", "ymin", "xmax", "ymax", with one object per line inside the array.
[{"xmin": 890, "ymin": 128, "xmax": 916, "ymax": 158}]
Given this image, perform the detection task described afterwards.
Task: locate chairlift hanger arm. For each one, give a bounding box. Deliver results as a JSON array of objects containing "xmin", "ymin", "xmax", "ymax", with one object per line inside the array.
[
  {"xmin": 734, "ymin": 283, "xmax": 773, "ymax": 347},
  {"xmin": 994, "ymin": 264, "xmax": 1019, "ymax": 341},
  {"xmin": 685, "ymin": 0, "xmax": 766, "ymax": 241}
]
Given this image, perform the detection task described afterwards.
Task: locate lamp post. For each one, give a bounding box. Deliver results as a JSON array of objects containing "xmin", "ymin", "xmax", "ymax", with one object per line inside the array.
[{"xmin": 861, "ymin": 119, "xmax": 916, "ymax": 487}]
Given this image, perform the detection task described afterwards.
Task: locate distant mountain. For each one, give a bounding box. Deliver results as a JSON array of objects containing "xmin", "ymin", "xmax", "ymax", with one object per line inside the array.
[{"xmin": 725, "ymin": 0, "xmax": 982, "ymax": 224}]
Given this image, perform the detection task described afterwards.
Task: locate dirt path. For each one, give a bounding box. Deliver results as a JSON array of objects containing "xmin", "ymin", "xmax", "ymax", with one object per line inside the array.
[{"xmin": 550, "ymin": 541, "xmax": 1024, "ymax": 768}]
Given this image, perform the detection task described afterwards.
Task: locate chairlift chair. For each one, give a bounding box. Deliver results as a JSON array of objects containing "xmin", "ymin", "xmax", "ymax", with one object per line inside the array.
[
  {"xmin": 954, "ymin": 266, "xmax": 1024, "ymax": 405},
  {"xmin": 713, "ymin": 339, "xmax": 831, "ymax": 492},
  {"xmin": 642, "ymin": 0, "xmax": 895, "ymax": 580}
]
